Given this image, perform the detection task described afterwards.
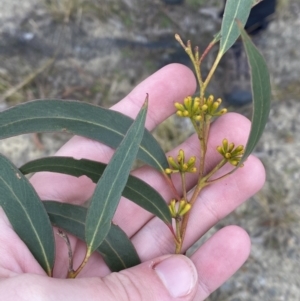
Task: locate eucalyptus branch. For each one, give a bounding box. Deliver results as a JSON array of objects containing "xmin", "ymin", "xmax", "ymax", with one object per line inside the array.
[{"xmin": 0, "ymin": 0, "xmax": 270, "ymax": 279}]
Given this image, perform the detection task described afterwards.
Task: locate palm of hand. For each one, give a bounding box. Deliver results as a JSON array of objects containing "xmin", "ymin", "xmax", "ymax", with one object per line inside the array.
[{"xmin": 0, "ymin": 64, "xmax": 264, "ymax": 300}]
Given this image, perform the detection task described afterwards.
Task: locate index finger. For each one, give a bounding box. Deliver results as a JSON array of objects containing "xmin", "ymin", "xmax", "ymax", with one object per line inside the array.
[{"xmin": 112, "ymin": 63, "xmax": 197, "ymax": 130}]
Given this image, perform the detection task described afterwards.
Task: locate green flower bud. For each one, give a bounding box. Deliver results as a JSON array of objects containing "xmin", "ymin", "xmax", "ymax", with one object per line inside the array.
[
  {"xmin": 174, "ymin": 102, "xmax": 185, "ymax": 111},
  {"xmin": 178, "ymin": 203, "xmax": 191, "ymax": 216}
]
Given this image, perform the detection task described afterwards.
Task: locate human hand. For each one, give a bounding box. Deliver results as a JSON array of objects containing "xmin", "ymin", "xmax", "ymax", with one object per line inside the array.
[{"xmin": 0, "ymin": 64, "xmax": 265, "ymax": 300}]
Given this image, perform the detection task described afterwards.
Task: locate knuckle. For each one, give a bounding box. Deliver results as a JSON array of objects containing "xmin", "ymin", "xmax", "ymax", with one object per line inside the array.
[{"xmin": 103, "ymin": 270, "xmax": 149, "ymax": 301}]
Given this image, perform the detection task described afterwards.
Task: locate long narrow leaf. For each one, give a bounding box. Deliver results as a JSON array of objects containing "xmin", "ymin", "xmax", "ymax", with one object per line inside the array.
[
  {"xmin": 0, "ymin": 99, "xmax": 168, "ymax": 172},
  {"xmin": 237, "ymin": 23, "xmax": 271, "ymax": 166},
  {"xmin": 219, "ymin": 0, "xmax": 252, "ymax": 56},
  {"xmin": 44, "ymin": 201, "xmax": 140, "ymax": 272},
  {"xmin": 85, "ymin": 100, "xmax": 148, "ymax": 254},
  {"xmin": 20, "ymin": 157, "xmax": 171, "ymax": 224},
  {"xmin": 0, "ymin": 154, "xmax": 55, "ymax": 275}
]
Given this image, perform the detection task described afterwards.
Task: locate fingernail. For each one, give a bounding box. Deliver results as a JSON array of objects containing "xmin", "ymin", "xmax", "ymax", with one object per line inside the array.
[{"xmin": 154, "ymin": 255, "xmax": 197, "ymax": 298}]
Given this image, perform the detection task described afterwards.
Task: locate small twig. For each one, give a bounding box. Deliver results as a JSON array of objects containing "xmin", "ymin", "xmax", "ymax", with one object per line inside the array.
[
  {"xmin": 0, "ymin": 58, "xmax": 55, "ymax": 102},
  {"xmin": 200, "ymin": 41, "xmax": 216, "ymax": 63},
  {"xmin": 57, "ymin": 229, "xmax": 74, "ymax": 273},
  {"xmin": 180, "ymin": 172, "xmax": 187, "ymax": 201},
  {"xmin": 68, "ymin": 248, "xmax": 90, "ymax": 278}
]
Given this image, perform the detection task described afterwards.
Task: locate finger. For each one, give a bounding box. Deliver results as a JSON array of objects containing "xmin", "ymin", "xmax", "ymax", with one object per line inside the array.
[
  {"xmin": 112, "ymin": 63, "xmax": 197, "ymax": 130},
  {"xmin": 191, "ymin": 226, "xmax": 251, "ymax": 300},
  {"xmin": 30, "ymin": 63, "xmax": 196, "ymax": 203},
  {"xmin": 2, "ymin": 256, "xmax": 198, "ymax": 301}
]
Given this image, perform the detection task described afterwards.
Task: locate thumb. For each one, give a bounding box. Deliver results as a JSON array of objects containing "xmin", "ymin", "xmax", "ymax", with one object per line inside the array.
[
  {"xmin": 2, "ymin": 255, "xmax": 198, "ymax": 301},
  {"xmin": 101, "ymin": 254, "xmax": 198, "ymax": 301}
]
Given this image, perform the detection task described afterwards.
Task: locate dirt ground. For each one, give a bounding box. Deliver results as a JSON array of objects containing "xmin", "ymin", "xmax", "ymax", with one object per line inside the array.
[{"xmin": 0, "ymin": 0, "xmax": 300, "ymax": 300}]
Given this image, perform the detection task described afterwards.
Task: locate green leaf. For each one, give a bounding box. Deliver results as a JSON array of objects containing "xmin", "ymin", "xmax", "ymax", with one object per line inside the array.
[
  {"xmin": 85, "ymin": 101, "xmax": 148, "ymax": 254},
  {"xmin": 20, "ymin": 157, "xmax": 171, "ymax": 224},
  {"xmin": 0, "ymin": 154, "xmax": 55, "ymax": 275},
  {"xmin": 237, "ymin": 23, "xmax": 271, "ymax": 166},
  {"xmin": 100, "ymin": 223, "xmax": 140, "ymax": 272},
  {"xmin": 0, "ymin": 99, "xmax": 168, "ymax": 172},
  {"xmin": 44, "ymin": 201, "xmax": 140, "ymax": 272},
  {"xmin": 219, "ymin": 0, "xmax": 252, "ymax": 56}
]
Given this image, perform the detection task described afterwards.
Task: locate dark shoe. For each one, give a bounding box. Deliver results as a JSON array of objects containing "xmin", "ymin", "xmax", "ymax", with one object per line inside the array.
[{"xmin": 244, "ymin": 0, "xmax": 276, "ymax": 35}]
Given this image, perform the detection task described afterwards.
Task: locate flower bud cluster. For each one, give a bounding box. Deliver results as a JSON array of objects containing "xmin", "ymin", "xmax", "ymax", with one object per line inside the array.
[
  {"xmin": 165, "ymin": 149, "xmax": 197, "ymax": 174},
  {"xmin": 174, "ymin": 95, "xmax": 227, "ymax": 121},
  {"xmin": 204, "ymin": 95, "xmax": 227, "ymax": 117},
  {"xmin": 217, "ymin": 138, "xmax": 245, "ymax": 166},
  {"xmin": 169, "ymin": 199, "xmax": 191, "ymax": 218},
  {"xmin": 174, "ymin": 96, "xmax": 202, "ymax": 121}
]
